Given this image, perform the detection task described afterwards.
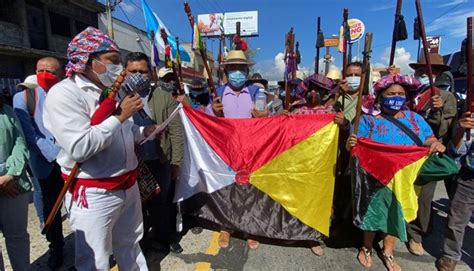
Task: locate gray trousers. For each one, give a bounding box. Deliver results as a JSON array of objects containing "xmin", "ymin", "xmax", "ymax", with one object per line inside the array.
[
  {"xmin": 442, "ymin": 170, "xmax": 474, "ymax": 261},
  {"xmin": 0, "ymin": 192, "xmax": 30, "ymax": 271},
  {"xmin": 407, "ymin": 181, "xmax": 438, "ymax": 242}
]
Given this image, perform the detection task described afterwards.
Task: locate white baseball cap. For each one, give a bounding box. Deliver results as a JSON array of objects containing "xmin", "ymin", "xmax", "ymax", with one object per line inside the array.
[
  {"xmin": 158, "ymin": 67, "xmax": 173, "ymax": 79},
  {"xmin": 17, "ymin": 75, "xmax": 38, "ymax": 89}
]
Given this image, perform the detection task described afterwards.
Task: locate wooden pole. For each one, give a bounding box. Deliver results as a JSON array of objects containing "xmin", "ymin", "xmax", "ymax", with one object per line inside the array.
[
  {"xmin": 353, "ymin": 33, "xmax": 373, "ymax": 135},
  {"xmin": 184, "ymin": 2, "xmax": 217, "ymax": 96},
  {"xmin": 315, "ymin": 17, "xmax": 321, "ymax": 74},
  {"xmin": 466, "ymin": 17, "xmax": 473, "ymax": 140},
  {"xmin": 415, "ymin": 0, "xmax": 439, "ymax": 96},
  {"xmin": 389, "ymin": 0, "xmax": 403, "ymax": 66}
]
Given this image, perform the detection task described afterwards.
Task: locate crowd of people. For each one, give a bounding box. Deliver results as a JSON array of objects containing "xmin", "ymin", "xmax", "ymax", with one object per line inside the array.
[{"xmin": 0, "ymin": 25, "xmax": 472, "ymax": 271}]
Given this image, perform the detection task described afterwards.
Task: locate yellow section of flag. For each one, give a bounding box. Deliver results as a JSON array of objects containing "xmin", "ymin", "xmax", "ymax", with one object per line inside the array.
[
  {"xmin": 249, "ymin": 123, "xmax": 339, "ymax": 236},
  {"xmin": 385, "ymin": 156, "xmax": 429, "ymax": 223}
]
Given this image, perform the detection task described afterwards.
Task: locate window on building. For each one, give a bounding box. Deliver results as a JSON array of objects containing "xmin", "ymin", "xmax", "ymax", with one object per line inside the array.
[
  {"xmin": 0, "ymin": 0, "xmax": 18, "ymax": 24},
  {"xmin": 49, "ymin": 12, "xmax": 70, "ymax": 37}
]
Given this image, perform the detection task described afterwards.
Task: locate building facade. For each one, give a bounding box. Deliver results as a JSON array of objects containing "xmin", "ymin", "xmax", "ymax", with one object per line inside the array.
[{"xmin": 0, "ymin": 0, "xmax": 104, "ymax": 94}]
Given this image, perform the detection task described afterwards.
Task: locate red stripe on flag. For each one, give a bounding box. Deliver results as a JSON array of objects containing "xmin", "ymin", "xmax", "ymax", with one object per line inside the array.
[
  {"xmin": 182, "ymin": 104, "xmax": 335, "ymax": 175},
  {"xmin": 352, "ymin": 138, "xmax": 429, "ymax": 185}
]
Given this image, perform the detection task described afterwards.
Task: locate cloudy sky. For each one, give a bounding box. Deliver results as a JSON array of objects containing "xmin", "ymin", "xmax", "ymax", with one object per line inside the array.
[{"xmin": 109, "ymin": 0, "xmax": 473, "ymax": 81}]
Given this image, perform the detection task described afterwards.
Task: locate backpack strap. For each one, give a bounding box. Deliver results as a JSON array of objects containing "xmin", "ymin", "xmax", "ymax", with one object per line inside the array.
[
  {"xmin": 380, "ymin": 113, "xmax": 424, "ymax": 147},
  {"xmin": 24, "ymin": 88, "xmax": 37, "ymax": 118}
]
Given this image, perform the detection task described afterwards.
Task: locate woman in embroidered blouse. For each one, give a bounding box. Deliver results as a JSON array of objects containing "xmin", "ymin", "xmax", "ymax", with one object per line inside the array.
[{"xmin": 346, "ymin": 74, "xmax": 445, "ymax": 271}]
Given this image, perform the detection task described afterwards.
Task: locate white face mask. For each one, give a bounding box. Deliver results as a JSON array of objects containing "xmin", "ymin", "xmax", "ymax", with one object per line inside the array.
[{"xmin": 93, "ymin": 60, "xmax": 123, "ymax": 87}]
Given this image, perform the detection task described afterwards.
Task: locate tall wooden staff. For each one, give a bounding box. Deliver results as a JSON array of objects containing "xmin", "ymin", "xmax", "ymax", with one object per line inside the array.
[
  {"xmin": 341, "ymin": 8, "xmax": 349, "ymax": 111},
  {"xmin": 176, "ymin": 36, "xmax": 184, "ymax": 83},
  {"xmin": 415, "ymin": 0, "xmax": 439, "ymax": 96},
  {"xmin": 315, "ymin": 17, "xmax": 324, "ymax": 74},
  {"xmin": 284, "ymin": 27, "xmax": 296, "ymax": 110},
  {"xmin": 42, "ymin": 71, "xmax": 127, "ymax": 235},
  {"xmin": 466, "ymin": 17, "xmax": 473, "ymax": 139},
  {"xmin": 353, "ymin": 33, "xmax": 373, "ymax": 134},
  {"xmin": 218, "ymin": 32, "xmax": 225, "ymax": 84},
  {"xmin": 160, "ymin": 28, "xmax": 184, "ymax": 95},
  {"xmin": 389, "ymin": 0, "xmax": 407, "ymax": 66},
  {"xmin": 184, "ymin": 2, "xmax": 217, "ymax": 96}
]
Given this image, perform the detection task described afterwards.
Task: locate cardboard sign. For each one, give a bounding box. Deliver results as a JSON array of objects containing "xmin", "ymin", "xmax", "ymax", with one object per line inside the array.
[{"xmin": 426, "ymin": 36, "xmax": 441, "ymax": 54}]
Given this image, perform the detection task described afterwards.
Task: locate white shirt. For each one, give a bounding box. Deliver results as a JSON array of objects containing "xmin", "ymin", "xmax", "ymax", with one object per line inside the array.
[{"xmin": 43, "ymin": 74, "xmax": 144, "ymax": 179}]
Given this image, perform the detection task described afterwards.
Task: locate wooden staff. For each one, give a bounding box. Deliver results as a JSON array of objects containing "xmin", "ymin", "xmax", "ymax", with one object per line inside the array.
[
  {"xmin": 389, "ymin": 0, "xmax": 403, "ymax": 66},
  {"xmin": 415, "ymin": 0, "xmax": 439, "ymax": 96},
  {"xmin": 466, "ymin": 17, "xmax": 473, "ymax": 140},
  {"xmin": 353, "ymin": 33, "xmax": 373, "ymax": 134},
  {"xmin": 183, "ymin": 2, "xmax": 217, "ymax": 96},
  {"xmin": 218, "ymin": 32, "xmax": 225, "ymax": 84},
  {"xmin": 315, "ymin": 16, "xmax": 323, "ymax": 74},
  {"xmin": 284, "ymin": 27, "xmax": 295, "ymax": 110},
  {"xmin": 160, "ymin": 28, "xmax": 185, "ymax": 95},
  {"xmin": 42, "ymin": 71, "xmax": 127, "ymax": 235},
  {"xmin": 176, "ymin": 36, "xmax": 184, "ymax": 83},
  {"xmin": 341, "ymin": 8, "xmax": 349, "ymax": 111}
]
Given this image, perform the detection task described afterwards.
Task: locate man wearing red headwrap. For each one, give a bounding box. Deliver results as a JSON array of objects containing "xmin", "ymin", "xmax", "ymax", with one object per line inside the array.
[{"xmin": 43, "ymin": 27, "xmax": 156, "ymax": 270}]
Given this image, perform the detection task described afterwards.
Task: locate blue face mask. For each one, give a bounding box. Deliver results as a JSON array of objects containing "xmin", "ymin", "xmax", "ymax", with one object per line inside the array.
[
  {"xmin": 415, "ymin": 75, "xmax": 433, "ymax": 86},
  {"xmin": 382, "ymin": 96, "xmax": 406, "ymax": 112},
  {"xmin": 346, "ymin": 76, "xmax": 361, "ymax": 92},
  {"xmin": 228, "ymin": 70, "xmax": 247, "ymax": 88}
]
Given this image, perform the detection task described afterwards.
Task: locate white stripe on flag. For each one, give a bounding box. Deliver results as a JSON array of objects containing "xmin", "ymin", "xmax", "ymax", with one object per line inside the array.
[{"xmin": 174, "ymin": 106, "xmax": 236, "ymax": 202}]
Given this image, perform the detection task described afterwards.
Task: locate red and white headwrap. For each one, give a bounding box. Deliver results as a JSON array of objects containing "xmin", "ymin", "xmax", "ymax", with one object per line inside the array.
[{"xmin": 65, "ymin": 27, "xmax": 119, "ymax": 77}]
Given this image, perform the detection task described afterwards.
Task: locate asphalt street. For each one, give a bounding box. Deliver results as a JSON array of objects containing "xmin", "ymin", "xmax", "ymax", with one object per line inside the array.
[{"xmin": 1, "ymin": 182, "xmax": 472, "ymax": 270}]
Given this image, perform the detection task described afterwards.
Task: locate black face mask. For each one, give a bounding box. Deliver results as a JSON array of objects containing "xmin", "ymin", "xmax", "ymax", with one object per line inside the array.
[
  {"xmin": 191, "ymin": 92, "xmax": 210, "ymax": 105},
  {"xmin": 159, "ymin": 80, "xmax": 177, "ymax": 93}
]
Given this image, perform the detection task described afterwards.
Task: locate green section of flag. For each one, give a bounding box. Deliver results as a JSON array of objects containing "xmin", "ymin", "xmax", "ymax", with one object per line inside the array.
[{"xmin": 359, "ymin": 187, "xmax": 408, "ymax": 241}]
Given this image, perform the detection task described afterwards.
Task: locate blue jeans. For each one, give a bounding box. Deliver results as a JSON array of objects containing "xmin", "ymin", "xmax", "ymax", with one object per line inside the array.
[{"xmin": 0, "ymin": 192, "xmax": 31, "ymax": 270}]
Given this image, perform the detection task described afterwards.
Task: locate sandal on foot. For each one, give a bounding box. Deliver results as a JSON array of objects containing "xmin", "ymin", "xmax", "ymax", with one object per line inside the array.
[
  {"xmin": 218, "ymin": 231, "xmax": 231, "ymax": 248},
  {"xmin": 381, "ymin": 251, "xmax": 401, "ymax": 271},
  {"xmin": 357, "ymin": 247, "xmax": 372, "ymax": 268}
]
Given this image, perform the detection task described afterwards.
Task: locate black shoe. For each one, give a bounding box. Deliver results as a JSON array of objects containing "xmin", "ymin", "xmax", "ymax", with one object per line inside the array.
[
  {"xmin": 191, "ymin": 227, "xmax": 203, "ymax": 234},
  {"xmin": 169, "ymin": 242, "xmax": 183, "ymax": 254},
  {"xmin": 47, "ymin": 248, "xmax": 64, "ymax": 269}
]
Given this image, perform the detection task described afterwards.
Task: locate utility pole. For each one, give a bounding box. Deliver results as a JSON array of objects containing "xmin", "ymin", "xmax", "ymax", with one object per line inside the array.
[{"xmin": 106, "ymin": 0, "xmax": 122, "ymax": 39}]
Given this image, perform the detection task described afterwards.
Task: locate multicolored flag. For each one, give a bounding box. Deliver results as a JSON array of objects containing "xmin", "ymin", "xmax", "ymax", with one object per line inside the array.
[
  {"xmin": 150, "ymin": 33, "xmax": 160, "ymax": 67},
  {"xmin": 192, "ymin": 22, "xmax": 204, "ymax": 51},
  {"xmin": 175, "ymin": 104, "xmax": 339, "ymax": 240},
  {"xmin": 352, "ymin": 138, "xmax": 429, "ymax": 241},
  {"xmin": 141, "ymin": 0, "xmax": 191, "ymax": 62}
]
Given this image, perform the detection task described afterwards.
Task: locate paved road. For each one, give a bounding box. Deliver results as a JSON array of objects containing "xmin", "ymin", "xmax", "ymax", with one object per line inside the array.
[{"xmin": 1, "ymin": 183, "xmax": 472, "ymax": 270}]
